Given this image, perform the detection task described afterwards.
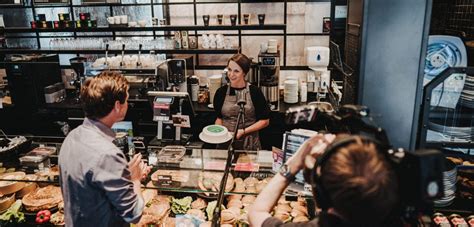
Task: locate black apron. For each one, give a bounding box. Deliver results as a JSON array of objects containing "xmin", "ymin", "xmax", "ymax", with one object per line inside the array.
[{"xmin": 221, "ymin": 83, "xmax": 261, "ymax": 150}]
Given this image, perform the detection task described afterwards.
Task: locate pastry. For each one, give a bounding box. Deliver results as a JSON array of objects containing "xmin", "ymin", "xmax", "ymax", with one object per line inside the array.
[
  {"xmin": 0, "ymin": 172, "xmax": 26, "ymax": 195},
  {"xmin": 227, "ymin": 199, "xmax": 242, "ymax": 209},
  {"xmin": 241, "ymin": 195, "xmax": 256, "ymax": 206},
  {"xmin": 291, "ymin": 205, "xmax": 308, "ymax": 216},
  {"xmin": 137, "ymin": 202, "xmax": 170, "ymax": 226},
  {"xmin": 275, "ymin": 204, "xmax": 292, "ymax": 213},
  {"xmin": 187, "ymin": 208, "xmax": 206, "ymax": 220},
  {"xmin": 227, "ymin": 194, "xmax": 242, "ymax": 201},
  {"xmin": 50, "ymin": 211, "xmax": 65, "ymax": 226},
  {"xmin": 227, "ymin": 206, "xmax": 241, "ymax": 216},
  {"xmin": 274, "ymin": 211, "xmax": 291, "ymax": 222},
  {"xmin": 0, "ymin": 194, "xmax": 15, "ymax": 213},
  {"xmin": 191, "ymin": 198, "xmax": 207, "ymax": 210},
  {"xmin": 243, "ymin": 177, "xmax": 259, "ymax": 187},
  {"xmin": 22, "ymin": 185, "xmax": 63, "ymax": 212},
  {"xmin": 198, "ymin": 172, "xmax": 234, "ymax": 193},
  {"xmin": 221, "ymin": 209, "xmax": 237, "ymax": 224},
  {"xmin": 293, "ymin": 215, "xmax": 309, "ymax": 222},
  {"xmin": 446, "ymin": 157, "xmax": 463, "ymax": 165},
  {"xmin": 16, "ymin": 174, "xmax": 38, "ymax": 199},
  {"xmin": 199, "ymin": 222, "xmax": 212, "ymax": 227}
]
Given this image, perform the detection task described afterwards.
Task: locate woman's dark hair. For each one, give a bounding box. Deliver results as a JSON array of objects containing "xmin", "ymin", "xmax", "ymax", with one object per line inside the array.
[
  {"xmin": 227, "ymin": 53, "xmax": 252, "ymax": 74},
  {"xmin": 80, "ymin": 71, "xmax": 129, "ymax": 120}
]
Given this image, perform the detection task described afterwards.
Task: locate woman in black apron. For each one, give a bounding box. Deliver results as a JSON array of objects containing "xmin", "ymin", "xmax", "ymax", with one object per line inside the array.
[{"xmin": 213, "ymin": 53, "xmax": 271, "ymax": 150}]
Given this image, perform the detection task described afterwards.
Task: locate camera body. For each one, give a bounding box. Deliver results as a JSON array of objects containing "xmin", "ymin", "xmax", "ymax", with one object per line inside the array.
[{"xmin": 285, "ymin": 104, "xmax": 445, "ymax": 220}]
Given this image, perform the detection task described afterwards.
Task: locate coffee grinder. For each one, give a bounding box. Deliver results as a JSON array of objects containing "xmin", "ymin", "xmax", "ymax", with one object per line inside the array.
[
  {"xmin": 258, "ymin": 51, "xmax": 280, "ymax": 111},
  {"xmin": 69, "ymin": 56, "xmax": 87, "ymax": 103}
]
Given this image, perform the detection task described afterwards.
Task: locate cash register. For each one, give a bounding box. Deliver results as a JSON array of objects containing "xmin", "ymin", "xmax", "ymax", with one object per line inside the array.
[{"xmin": 147, "ymin": 91, "xmax": 196, "ymax": 146}]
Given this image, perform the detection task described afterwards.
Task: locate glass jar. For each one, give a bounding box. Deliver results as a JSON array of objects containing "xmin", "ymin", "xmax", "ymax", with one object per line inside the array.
[{"xmin": 198, "ymin": 85, "xmax": 209, "ymax": 104}]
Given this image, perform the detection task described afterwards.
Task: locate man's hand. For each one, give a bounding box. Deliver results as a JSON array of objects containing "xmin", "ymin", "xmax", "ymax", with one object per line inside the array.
[
  {"xmin": 286, "ymin": 133, "xmax": 336, "ymax": 174},
  {"xmin": 128, "ymin": 153, "xmax": 146, "ymax": 182}
]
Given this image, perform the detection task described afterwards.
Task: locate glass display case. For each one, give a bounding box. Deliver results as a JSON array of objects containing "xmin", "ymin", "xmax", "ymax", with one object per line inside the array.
[{"xmin": 0, "ymin": 136, "xmax": 314, "ymax": 226}]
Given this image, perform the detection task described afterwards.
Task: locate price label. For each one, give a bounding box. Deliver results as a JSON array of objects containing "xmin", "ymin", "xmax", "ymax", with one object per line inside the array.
[
  {"xmin": 157, "ymin": 175, "xmax": 173, "ymax": 186},
  {"xmin": 235, "ymin": 163, "xmax": 260, "ymax": 172},
  {"xmin": 204, "ymin": 161, "xmax": 226, "ymax": 170}
]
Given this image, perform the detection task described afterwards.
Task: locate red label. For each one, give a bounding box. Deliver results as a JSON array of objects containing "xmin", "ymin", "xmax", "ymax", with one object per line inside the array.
[
  {"xmin": 154, "ymin": 103, "xmax": 170, "ymax": 110},
  {"xmin": 235, "ymin": 163, "xmax": 260, "ymax": 172},
  {"xmin": 204, "ymin": 161, "xmax": 226, "ymax": 170}
]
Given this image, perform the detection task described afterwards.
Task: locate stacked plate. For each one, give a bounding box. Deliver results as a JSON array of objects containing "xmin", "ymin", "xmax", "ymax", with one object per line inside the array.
[
  {"xmin": 434, "ymin": 160, "xmax": 457, "ymax": 207},
  {"xmin": 459, "ymin": 75, "xmax": 474, "ymax": 108},
  {"xmin": 284, "ymin": 80, "xmax": 299, "ymax": 104}
]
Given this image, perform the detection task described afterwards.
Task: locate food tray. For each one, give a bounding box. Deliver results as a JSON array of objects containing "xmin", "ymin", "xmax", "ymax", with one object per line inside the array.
[
  {"xmin": 0, "ymin": 137, "xmax": 32, "ymax": 161},
  {"xmin": 157, "ymin": 146, "xmax": 186, "ymax": 163}
]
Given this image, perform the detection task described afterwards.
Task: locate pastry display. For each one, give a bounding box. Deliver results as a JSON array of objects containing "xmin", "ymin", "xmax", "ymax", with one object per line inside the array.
[
  {"xmin": 0, "ymin": 172, "xmax": 26, "ymax": 196},
  {"xmin": 22, "ymin": 185, "xmax": 63, "ymax": 212},
  {"xmin": 446, "ymin": 156, "xmax": 474, "ymax": 166}
]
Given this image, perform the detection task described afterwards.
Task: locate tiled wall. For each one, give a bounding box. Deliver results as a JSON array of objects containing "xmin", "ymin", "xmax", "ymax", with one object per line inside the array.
[{"xmin": 431, "ymin": 0, "xmax": 474, "ymax": 37}]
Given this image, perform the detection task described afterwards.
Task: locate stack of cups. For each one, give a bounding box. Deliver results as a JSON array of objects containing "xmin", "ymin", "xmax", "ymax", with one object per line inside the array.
[
  {"xmin": 300, "ymin": 82, "xmax": 307, "ymax": 103},
  {"xmin": 208, "ymin": 75, "xmax": 223, "ymax": 104},
  {"xmin": 284, "ymin": 79, "xmax": 299, "ymax": 104},
  {"xmin": 267, "ymin": 39, "xmax": 278, "ymax": 53}
]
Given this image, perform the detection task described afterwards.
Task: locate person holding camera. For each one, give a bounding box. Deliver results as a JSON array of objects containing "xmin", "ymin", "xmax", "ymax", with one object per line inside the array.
[
  {"xmin": 249, "ymin": 134, "xmax": 400, "ymax": 227},
  {"xmin": 59, "ymin": 71, "xmax": 149, "ymax": 226}
]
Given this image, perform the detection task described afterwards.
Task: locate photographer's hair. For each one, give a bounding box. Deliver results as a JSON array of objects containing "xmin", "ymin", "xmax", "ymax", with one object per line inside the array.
[
  {"xmin": 227, "ymin": 53, "xmax": 252, "ymax": 75},
  {"xmin": 80, "ymin": 71, "xmax": 129, "ymax": 120},
  {"xmin": 321, "ymin": 136, "xmax": 398, "ymax": 225}
]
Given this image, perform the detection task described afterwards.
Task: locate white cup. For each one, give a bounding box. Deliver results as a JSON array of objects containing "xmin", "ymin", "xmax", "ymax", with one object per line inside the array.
[
  {"xmin": 107, "ymin": 17, "xmax": 115, "ymax": 25},
  {"xmin": 114, "ymin": 16, "xmax": 121, "ymax": 24},
  {"xmin": 128, "ymin": 21, "xmax": 137, "ymax": 27},
  {"xmin": 138, "ymin": 20, "xmax": 146, "ymax": 27},
  {"xmin": 268, "ymin": 39, "xmax": 277, "ymax": 48},
  {"xmin": 202, "ymin": 41, "xmax": 210, "ymax": 49},
  {"xmin": 260, "ymin": 42, "xmax": 268, "ymax": 53},
  {"xmin": 120, "ymin": 15, "xmax": 128, "ymax": 24}
]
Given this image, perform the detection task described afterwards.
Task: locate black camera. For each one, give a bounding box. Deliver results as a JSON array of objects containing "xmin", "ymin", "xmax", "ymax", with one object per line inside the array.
[{"xmin": 285, "ymin": 104, "xmax": 445, "ymax": 221}]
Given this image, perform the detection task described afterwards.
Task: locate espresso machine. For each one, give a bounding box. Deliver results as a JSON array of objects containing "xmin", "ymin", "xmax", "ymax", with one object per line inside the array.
[
  {"xmin": 157, "ymin": 55, "xmax": 195, "ymax": 93},
  {"xmin": 258, "ymin": 52, "xmax": 280, "ymax": 111},
  {"xmin": 69, "ymin": 56, "xmax": 87, "ymax": 103}
]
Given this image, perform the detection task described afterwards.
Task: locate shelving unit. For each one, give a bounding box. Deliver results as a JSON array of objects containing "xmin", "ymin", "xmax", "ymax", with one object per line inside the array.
[
  {"xmin": 0, "ymin": 48, "xmax": 240, "ymax": 54},
  {"xmin": 0, "ymin": 0, "xmax": 330, "ymax": 69}
]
